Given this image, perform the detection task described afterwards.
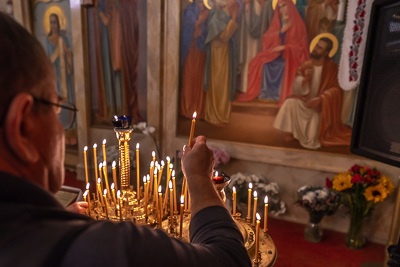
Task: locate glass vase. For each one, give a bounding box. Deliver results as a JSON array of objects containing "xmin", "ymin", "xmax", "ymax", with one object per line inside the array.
[
  {"xmin": 304, "ymin": 213, "xmax": 324, "ymax": 243},
  {"xmin": 345, "ymin": 211, "xmax": 366, "ymax": 249}
]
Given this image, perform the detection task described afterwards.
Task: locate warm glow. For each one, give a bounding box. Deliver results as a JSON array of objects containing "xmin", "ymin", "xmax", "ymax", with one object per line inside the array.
[
  {"xmin": 158, "ymin": 185, "xmax": 162, "ymax": 193},
  {"xmin": 111, "ymin": 183, "xmax": 115, "ymax": 190},
  {"xmin": 172, "ymin": 170, "xmax": 175, "ymax": 177},
  {"xmin": 99, "ymin": 163, "xmax": 102, "ymax": 169},
  {"xmin": 233, "ymin": 186, "xmax": 236, "ymax": 193},
  {"xmin": 147, "ymin": 174, "xmax": 150, "ymax": 182},
  {"xmin": 84, "ymin": 146, "xmax": 87, "ymax": 151},
  {"xmin": 215, "ymin": 171, "xmax": 218, "ymax": 177},
  {"xmin": 97, "ymin": 178, "xmax": 101, "ymax": 184},
  {"xmin": 152, "ymin": 151, "xmax": 155, "ymax": 157},
  {"xmin": 117, "ymin": 190, "xmax": 121, "ymax": 198},
  {"xmin": 150, "ymin": 161, "xmax": 154, "ymax": 167},
  {"xmin": 103, "ymin": 189, "xmax": 107, "ymax": 195},
  {"xmin": 254, "ymin": 191, "xmax": 258, "ymax": 198},
  {"xmin": 112, "ymin": 161, "xmax": 116, "ymax": 168},
  {"xmin": 143, "ymin": 176, "xmax": 146, "ymax": 183},
  {"xmin": 83, "ymin": 190, "xmax": 88, "ymax": 197},
  {"xmin": 114, "ymin": 115, "xmax": 118, "ymax": 120},
  {"xmin": 166, "ymin": 156, "xmax": 170, "ymax": 162},
  {"xmin": 103, "ymin": 161, "xmax": 106, "ymax": 167},
  {"xmin": 256, "ymin": 213, "xmax": 261, "ymax": 221},
  {"xmin": 181, "ymin": 195, "xmax": 184, "ymax": 204},
  {"xmin": 169, "ymin": 163, "xmax": 173, "ymax": 169},
  {"xmin": 264, "ymin": 196, "xmax": 269, "ymax": 204},
  {"xmin": 86, "ymin": 183, "xmax": 90, "ymax": 190},
  {"xmin": 249, "ymin": 183, "xmax": 253, "ymax": 189},
  {"xmin": 103, "ymin": 139, "xmax": 106, "ymax": 145},
  {"xmin": 193, "ymin": 111, "xmax": 197, "ymax": 119},
  {"xmin": 169, "ymin": 180, "xmax": 173, "ymax": 189},
  {"xmin": 93, "ymin": 143, "xmax": 97, "ymax": 148},
  {"xmin": 136, "ymin": 143, "xmax": 140, "ymax": 149},
  {"xmin": 161, "ymin": 160, "xmax": 165, "ymax": 166}
]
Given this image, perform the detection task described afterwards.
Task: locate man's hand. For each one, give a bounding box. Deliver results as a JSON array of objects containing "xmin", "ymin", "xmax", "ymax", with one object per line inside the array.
[
  {"xmin": 306, "ymin": 97, "xmax": 322, "ymax": 112},
  {"xmin": 182, "ymin": 136, "xmax": 214, "ymax": 181},
  {"xmin": 304, "ymin": 67, "xmax": 314, "ymax": 82},
  {"xmin": 66, "ymin": 201, "xmax": 88, "ymax": 215}
]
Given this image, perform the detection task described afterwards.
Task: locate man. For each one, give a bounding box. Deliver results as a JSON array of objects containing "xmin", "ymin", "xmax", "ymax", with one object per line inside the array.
[
  {"xmin": 0, "ymin": 13, "xmax": 250, "ymax": 266},
  {"xmin": 273, "ymin": 37, "xmax": 351, "ymax": 149}
]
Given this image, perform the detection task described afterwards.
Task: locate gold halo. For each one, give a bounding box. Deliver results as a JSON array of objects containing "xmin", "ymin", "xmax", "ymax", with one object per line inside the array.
[
  {"xmin": 203, "ymin": 0, "xmax": 212, "ymax": 9},
  {"xmin": 309, "ymin": 33, "xmax": 338, "ymax": 58},
  {"xmin": 43, "ymin": 5, "xmax": 67, "ymax": 34},
  {"xmin": 272, "ymin": 0, "xmax": 296, "ymax": 10}
]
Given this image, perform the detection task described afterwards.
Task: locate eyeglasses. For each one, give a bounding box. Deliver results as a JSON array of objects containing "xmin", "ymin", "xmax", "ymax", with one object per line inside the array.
[{"xmin": 33, "ymin": 97, "xmax": 78, "ymax": 130}]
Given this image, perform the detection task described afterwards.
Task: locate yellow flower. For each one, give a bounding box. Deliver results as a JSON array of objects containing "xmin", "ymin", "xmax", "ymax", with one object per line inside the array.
[
  {"xmin": 364, "ymin": 184, "xmax": 388, "ymax": 203},
  {"xmin": 332, "ymin": 172, "xmax": 353, "ymax": 191},
  {"xmin": 380, "ymin": 176, "xmax": 395, "ymax": 195}
]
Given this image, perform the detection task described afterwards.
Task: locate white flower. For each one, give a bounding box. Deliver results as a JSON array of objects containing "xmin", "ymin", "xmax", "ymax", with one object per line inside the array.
[
  {"xmin": 263, "ymin": 183, "xmax": 279, "ymax": 195},
  {"xmin": 303, "ymin": 192, "xmax": 315, "ymax": 202},
  {"xmin": 315, "ymin": 189, "xmax": 328, "ymax": 199},
  {"xmin": 143, "ymin": 126, "xmax": 155, "ymax": 135},
  {"xmin": 298, "ymin": 185, "xmax": 308, "ymax": 192},
  {"xmin": 135, "ymin": 122, "xmax": 147, "ymax": 131}
]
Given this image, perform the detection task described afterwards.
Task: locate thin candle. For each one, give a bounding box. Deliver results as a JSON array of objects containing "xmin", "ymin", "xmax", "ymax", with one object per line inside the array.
[
  {"xmin": 166, "ymin": 156, "xmax": 170, "ymax": 182},
  {"xmin": 247, "ymin": 183, "xmax": 253, "ymax": 221},
  {"xmin": 264, "ymin": 196, "xmax": 269, "ymax": 234},
  {"xmin": 93, "ymin": 144, "xmax": 98, "ymax": 184},
  {"xmin": 111, "ymin": 183, "xmax": 116, "ymax": 205},
  {"xmin": 179, "ymin": 195, "xmax": 184, "ymax": 239},
  {"xmin": 117, "ymin": 190, "xmax": 122, "ymax": 221},
  {"xmin": 147, "ymin": 174, "xmax": 151, "ymax": 200},
  {"xmin": 184, "ymin": 177, "xmax": 188, "ymax": 212},
  {"xmin": 158, "ymin": 161, "xmax": 164, "ymax": 187},
  {"xmin": 144, "ymin": 176, "xmax": 148, "ymax": 220},
  {"xmin": 97, "ymin": 178, "xmax": 104, "ymax": 206},
  {"xmin": 99, "ymin": 163, "xmax": 104, "ymax": 193},
  {"xmin": 136, "ymin": 143, "xmax": 140, "ymax": 200},
  {"xmin": 86, "ymin": 183, "xmax": 91, "ymax": 217},
  {"xmin": 158, "ymin": 185, "xmax": 162, "ymax": 228},
  {"xmin": 83, "ymin": 146, "xmax": 89, "ymax": 184},
  {"xmin": 172, "ymin": 170, "xmax": 177, "ymax": 213},
  {"xmin": 169, "ymin": 180, "xmax": 173, "ymax": 229},
  {"xmin": 149, "ymin": 162, "xmax": 154, "ymax": 198},
  {"xmin": 188, "ymin": 111, "xmax": 197, "ymax": 147},
  {"xmin": 103, "ymin": 161, "xmax": 111, "ymax": 201},
  {"xmin": 252, "ymin": 191, "xmax": 258, "ymax": 226},
  {"xmin": 153, "ymin": 172, "xmax": 158, "ymax": 209},
  {"xmin": 152, "ymin": 151, "xmax": 156, "ymax": 165},
  {"xmin": 83, "ymin": 190, "xmax": 88, "ymax": 216},
  {"xmin": 103, "ymin": 189, "xmax": 109, "ymax": 220},
  {"xmin": 102, "ymin": 139, "xmax": 107, "ymax": 163},
  {"xmin": 233, "ymin": 186, "xmax": 237, "ymax": 215},
  {"xmin": 164, "ymin": 166, "xmax": 172, "ymax": 214},
  {"xmin": 112, "ymin": 161, "xmax": 118, "ymax": 192},
  {"xmin": 255, "ymin": 213, "xmax": 261, "ymax": 263}
]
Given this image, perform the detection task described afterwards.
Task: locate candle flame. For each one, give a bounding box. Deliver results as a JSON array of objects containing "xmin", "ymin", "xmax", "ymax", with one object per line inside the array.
[
  {"xmin": 233, "ymin": 186, "xmax": 236, "ymax": 193},
  {"xmin": 166, "ymin": 156, "xmax": 170, "ymax": 162},
  {"xmin": 103, "ymin": 189, "xmax": 107, "ymax": 195},
  {"xmin": 256, "ymin": 213, "xmax": 261, "ymax": 221},
  {"xmin": 150, "ymin": 161, "xmax": 154, "ymax": 167},
  {"xmin": 83, "ymin": 190, "xmax": 88, "ymax": 197},
  {"xmin": 103, "ymin": 161, "xmax": 106, "ymax": 167},
  {"xmin": 264, "ymin": 196, "xmax": 268, "ymax": 204},
  {"xmin": 97, "ymin": 178, "xmax": 101, "ymax": 184},
  {"xmin": 111, "ymin": 183, "xmax": 115, "ymax": 190},
  {"xmin": 152, "ymin": 151, "xmax": 155, "ymax": 157},
  {"xmin": 136, "ymin": 143, "xmax": 140, "ymax": 149},
  {"xmin": 169, "ymin": 163, "xmax": 173, "ymax": 169},
  {"xmin": 103, "ymin": 139, "xmax": 106, "ymax": 145},
  {"xmin": 155, "ymin": 161, "xmax": 159, "ymax": 167},
  {"xmin": 193, "ymin": 111, "xmax": 197, "ymax": 119},
  {"xmin": 158, "ymin": 185, "xmax": 162, "ymax": 193},
  {"xmin": 86, "ymin": 183, "xmax": 90, "ymax": 190},
  {"xmin": 181, "ymin": 195, "xmax": 184, "ymax": 204},
  {"xmin": 161, "ymin": 160, "xmax": 165, "ymax": 166},
  {"xmin": 84, "ymin": 146, "xmax": 87, "ymax": 151},
  {"xmin": 114, "ymin": 115, "xmax": 118, "ymax": 120},
  {"xmin": 112, "ymin": 161, "xmax": 116, "ymax": 168},
  {"xmin": 215, "ymin": 171, "xmax": 218, "ymax": 177},
  {"xmin": 254, "ymin": 191, "xmax": 258, "ymax": 198},
  {"xmin": 249, "ymin": 183, "xmax": 253, "ymax": 189},
  {"xmin": 93, "ymin": 143, "xmax": 97, "ymax": 149},
  {"xmin": 169, "ymin": 180, "xmax": 173, "ymax": 189},
  {"xmin": 117, "ymin": 190, "xmax": 121, "ymax": 198},
  {"xmin": 172, "ymin": 170, "xmax": 175, "ymax": 177},
  {"xmin": 99, "ymin": 163, "xmax": 102, "ymax": 168},
  {"xmin": 147, "ymin": 174, "xmax": 150, "ymax": 182},
  {"xmin": 143, "ymin": 176, "xmax": 146, "ymax": 183}
]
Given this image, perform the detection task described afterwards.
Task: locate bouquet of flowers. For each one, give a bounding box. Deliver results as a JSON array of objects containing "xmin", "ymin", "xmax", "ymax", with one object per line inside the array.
[
  {"xmin": 326, "ymin": 164, "xmax": 395, "ymax": 249},
  {"xmin": 295, "ymin": 186, "xmax": 341, "ymax": 223}
]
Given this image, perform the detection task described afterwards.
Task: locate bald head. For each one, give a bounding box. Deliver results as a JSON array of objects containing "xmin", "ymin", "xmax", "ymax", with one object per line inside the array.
[{"xmin": 0, "ymin": 12, "xmax": 55, "ymax": 126}]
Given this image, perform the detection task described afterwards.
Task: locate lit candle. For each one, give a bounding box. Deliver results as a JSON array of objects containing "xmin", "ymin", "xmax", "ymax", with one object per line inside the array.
[
  {"xmin": 153, "ymin": 172, "xmax": 158, "ymax": 209},
  {"xmin": 172, "ymin": 170, "xmax": 177, "ymax": 213},
  {"xmin": 112, "ymin": 161, "xmax": 118, "ymax": 192},
  {"xmin": 247, "ymin": 183, "xmax": 253, "ymax": 221},
  {"xmin": 158, "ymin": 161, "xmax": 164, "ymax": 188},
  {"xmin": 83, "ymin": 146, "xmax": 89, "ymax": 184},
  {"xmin": 93, "ymin": 144, "xmax": 98, "ymax": 184},
  {"xmin": 83, "ymin": 190, "xmax": 87, "ymax": 203},
  {"xmin": 102, "ymin": 139, "xmax": 107, "ymax": 163},
  {"xmin": 136, "ymin": 143, "xmax": 140, "ymax": 200},
  {"xmin": 147, "ymin": 174, "xmax": 151, "ymax": 200},
  {"xmin": 189, "ymin": 111, "xmax": 197, "ymax": 147},
  {"xmin": 99, "ymin": 163, "xmax": 104, "ymax": 193},
  {"xmin": 213, "ymin": 171, "xmax": 224, "ymax": 184},
  {"xmin": 158, "ymin": 185, "xmax": 162, "ymax": 228},
  {"xmin": 166, "ymin": 156, "xmax": 170, "ymax": 180},
  {"xmin": 252, "ymin": 191, "xmax": 258, "ymax": 226},
  {"xmin": 111, "ymin": 183, "xmax": 116, "ymax": 205},
  {"xmin": 152, "ymin": 151, "xmax": 156, "ymax": 165},
  {"xmin": 144, "ymin": 176, "xmax": 148, "ymax": 220},
  {"xmin": 149, "ymin": 162, "xmax": 154, "ymax": 198},
  {"xmin": 103, "ymin": 161, "xmax": 111, "ymax": 201},
  {"xmin": 255, "ymin": 213, "xmax": 261, "ymax": 263},
  {"xmin": 86, "ymin": 183, "xmax": 91, "ymax": 217},
  {"xmin": 264, "ymin": 196, "xmax": 269, "ymax": 234},
  {"xmin": 169, "ymin": 180, "xmax": 173, "ymax": 229},
  {"xmin": 179, "ymin": 195, "xmax": 184, "ymax": 239},
  {"xmin": 184, "ymin": 177, "xmax": 188, "ymax": 212},
  {"xmin": 233, "ymin": 186, "xmax": 237, "ymax": 216},
  {"xmin": 97, "ymin": 178, "xmax": 104, "ymax": 206},
  {"xmin": 117, "ymin": 190, "xmax": 122, "ymax": 221},
  {"xmin": 164, "ymin": 166, "xmax": 172, "ymax": 214},
  {"xmin": 103, "ymin": 189, "xmax": 109, "ymax": 220}
]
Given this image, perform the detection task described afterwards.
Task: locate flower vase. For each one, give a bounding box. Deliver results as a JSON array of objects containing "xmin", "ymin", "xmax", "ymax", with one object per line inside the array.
[
  {"xmin": 304, "ymin": 214, "xmax": 324, "ymax": 243},
  {"xmin": 345, "ymin": 211, "xmax": 366, "ymax": 249}
]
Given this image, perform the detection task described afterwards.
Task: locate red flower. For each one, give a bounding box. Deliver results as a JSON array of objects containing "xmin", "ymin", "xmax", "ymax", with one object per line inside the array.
[
  {"xmin": 358, "ymin": 0, "xmax": 363, "ymax": 5},
  {"xmin": 353, "ymin": 25, "xmax": 360, "ymax": 32},
  {"xmin": 356, "ymin": 36, "xmax": 363, "ymax": 44},
  {"xmin": 352, "ymin": 174, "xmax": 362, "ymax": 183},
  {"xmin": 349, "ymin": 50, "xmax": 354, "ymax": 57},
  {"xmin": 326, "ymin": 178, "xmax": 332, "ymax": 189},
  {"xmin": 361, "ymin": 175, "xmax": 375, "ymax": 184},
  {"xmin": 352, "ymin": 62, "xmax": 358, "ymax": 69},
  {"xmin": 349, "ymin": 76, "xmax": 354, "ymax": 81},
  {"xmin": 349, "ymin": 164, "xmax": 360, "ymax": 173},
  {"xmin": 360, "ymin": 10, "xmax": 366, "ymax": 18},
  {"xmin": 366, "ymin": 168, "xmax": 381, "ymax": 178}
]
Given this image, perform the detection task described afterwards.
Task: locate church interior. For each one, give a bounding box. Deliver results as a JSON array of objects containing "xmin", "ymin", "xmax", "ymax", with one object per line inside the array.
[{"xmin": 3, "ymin": 0, "xmax": 400, "ymax": 266}]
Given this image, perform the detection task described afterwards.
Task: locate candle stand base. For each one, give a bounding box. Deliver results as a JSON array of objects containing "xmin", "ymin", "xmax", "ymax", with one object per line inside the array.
[
  {"xmin": 246, "ymin": 216, "xmax": 251, "ymax": 224},
  {"xmin": 234, "ymin": 213, "xmax": 242, "ymax": 220}
]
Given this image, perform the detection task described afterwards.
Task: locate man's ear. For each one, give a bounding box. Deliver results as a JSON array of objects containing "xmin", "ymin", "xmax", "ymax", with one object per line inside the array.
[{"xmin": 4, "ymin": 93, "xmax": 40, "ymax": 163}]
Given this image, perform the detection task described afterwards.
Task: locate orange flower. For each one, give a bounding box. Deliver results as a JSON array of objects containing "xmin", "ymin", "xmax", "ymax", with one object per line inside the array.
[
  {"xmin": 380, "ymin": 176, "xmax": 395, "ymax": 195},
  {"xmin": 364, "ymin": 184, "xmax": 388, "ymax": 203},
  {"xmin": 332, "ymin": 172, "xmax": 353, "ymax": 191}
]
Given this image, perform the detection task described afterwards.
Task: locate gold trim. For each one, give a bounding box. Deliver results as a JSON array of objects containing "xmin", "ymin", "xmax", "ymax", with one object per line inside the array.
[
  {"xmin": 272, "ymin": 0, "xmax": 297, "ymax": 10},
  {"xmin": 309, "ymin": 33, "xmax": 338, "ymax": 58}
]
